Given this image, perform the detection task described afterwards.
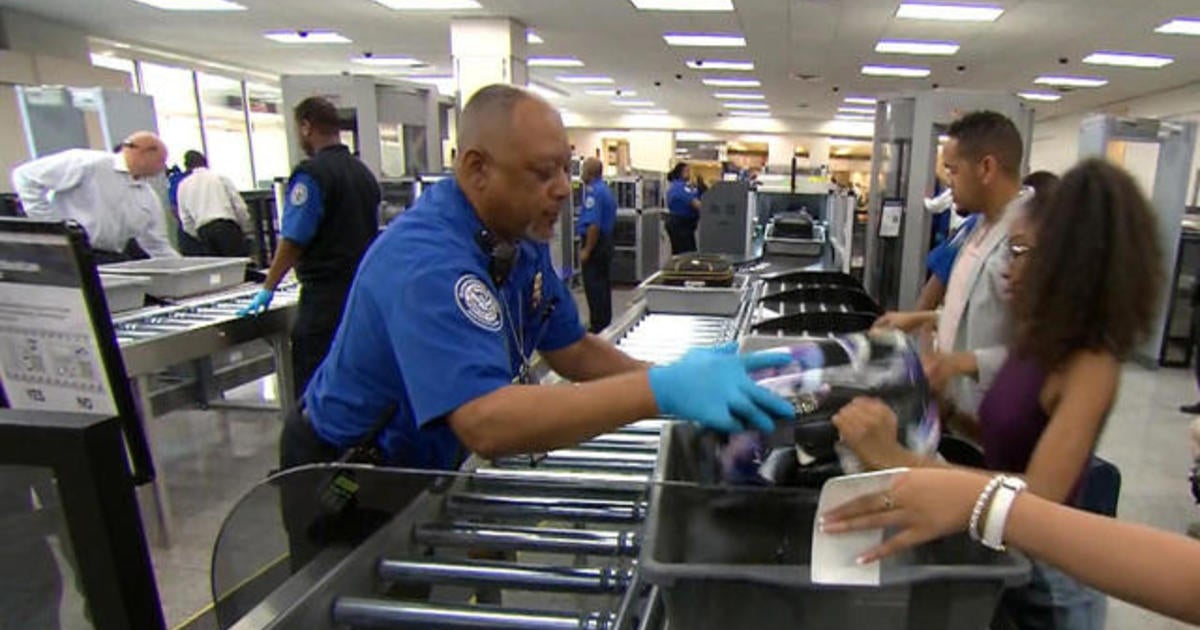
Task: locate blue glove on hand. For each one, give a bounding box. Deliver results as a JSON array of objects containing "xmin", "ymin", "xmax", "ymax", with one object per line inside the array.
[
  {"xmin": 648, "ymin": 342, "xmax": 796, "ymax": 433},
  {"xmin": 238, "ymin": 288, "xmax": 274, "ymax": 317}
]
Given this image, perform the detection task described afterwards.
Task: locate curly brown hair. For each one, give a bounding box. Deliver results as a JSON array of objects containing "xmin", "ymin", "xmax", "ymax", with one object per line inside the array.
[{"xmin": 1014, "ymin": 158, "xmax": 1163, "ymax": 369}]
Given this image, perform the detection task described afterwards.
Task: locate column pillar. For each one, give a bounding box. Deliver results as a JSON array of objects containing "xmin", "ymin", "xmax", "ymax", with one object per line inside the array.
[{"xmin": 450, "ymin": 17, "xmax": 528, "ymax": 108}]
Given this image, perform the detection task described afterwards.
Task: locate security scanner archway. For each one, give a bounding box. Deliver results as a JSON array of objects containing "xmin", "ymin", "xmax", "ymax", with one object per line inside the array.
[
  {"xmin": 16, "ymin": 85, "xmax": 157, "ymax": 158},
  {"xmin": 1078, "ymin": 115, "xmax": 1198, "ymax": 365},
  {"xmin": 864, "ymin": 90, "xmax": 1033, "ymax": 310}
]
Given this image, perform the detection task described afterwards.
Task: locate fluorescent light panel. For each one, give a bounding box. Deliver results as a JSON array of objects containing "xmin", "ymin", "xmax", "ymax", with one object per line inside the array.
[
  {"xmin": 1155, "ymin": 18, "xmax": 1200, "ymax": 35},
  {"xmin": 663, "ymin": 33, "xmax": 746, "ymax": 47},
  {"xmin": 836, "ymin": 113, "xmax": 875, "ymax": 121},
  {"xmin": 629, "ymin": 109, "xmax": 670, "ymax": 115},
  {"xmin": 528, "ymin": 57, "xmax": 584, "ymax": 67},
  {"xmin": 844, "ymin": 96, "xmax": 877, "ymax": 105},
  {"xmin": 861, "ymin": 64, "xmax": 930, "ymax": 78},
  {"xmin": 556, "ymin": 75, "xmax": 614, "ymax": 84},
  {"xmin": 527, "ymin": 30, "xmax": 544, "ymax": 44},
  {"xmin": 713, "ymin": 91, "xmax": 765, "ymax": 100},
  {"xmin": 838, "ymin": 106, "xmax": 876, "ymax": 115},
  {"xmin": 729, "ymin": 111, "xmax": 771, "ymax": 118},
  {"xmin": 264, "ymin": 31, "xmax": 351, "ymax": 44},
  {"xmin": 896, "ymin": 2, "xmax": 1003, "ymax": 22},
  {"xmin": 132, "ymin": 0, "xmax": 245, "ymax": 9},
  {"xmin": 612, "ymin": 99, "xmax": 656, "ymax": 107},
  {"xmin": 1017, "ymin": 91, "xmax": 1062, "ymax": 102},
  {"xmin": 686, "ymin": 59, "xmax": 754, "ymax": 71},
  {"xmin": 723, "ymin": 102, "xmax": 769, "ymax": 110},
  {"xmin": 1034, "ymin": 75, "xmax": 1108, "ymax": 88},
  {"xmin": 352, "ymin": 55, "xmax": 422, "ymax": 66},
  {"xmin": 702, "ymin": 77, "xmax": 761, "ymax": 87},
  {"xmin": 529, "ymin": 83, "xmax": 567, "ymax": 99},
  {"xmin": 875, "ymin": 39, "xmax": 960, "ymax": 55},
  {"xmin": 371, "ymin": 0, "xmax": 482, "ymax": 9},
  {"xmin": 1083, "ymin": 51, "xmax": 1174, "ymax": 68},
  {"xmin": 631, "ymin": 0, "xmax": 733, "ymax": 10}
]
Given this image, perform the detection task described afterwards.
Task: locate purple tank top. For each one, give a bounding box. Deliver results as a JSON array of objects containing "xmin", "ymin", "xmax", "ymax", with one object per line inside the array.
[{"xmin": 977, "ymin": 354, "xmax": 1085, "ymax": 503}]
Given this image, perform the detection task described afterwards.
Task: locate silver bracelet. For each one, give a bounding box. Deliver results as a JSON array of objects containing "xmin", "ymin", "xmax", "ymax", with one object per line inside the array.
[{"xmin": 969, "ymin": 474, "xmax": 1005, "ymax": 542}]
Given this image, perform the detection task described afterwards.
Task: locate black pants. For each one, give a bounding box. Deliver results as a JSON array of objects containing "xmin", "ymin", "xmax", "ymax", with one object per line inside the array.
[
  {"xmin": 582, "ymin": 237, "xmax": 614, "ymax": 333},
  {"xmin": 666, "ymin": 215, "xmax": 699, "ymax": 255},
  {"xmin": 197, "ymin": 219, "xmax": 249, "ymax": 257},
  {"xmin": 291, "ymin": 283, "xmax": 349, "ymax": 399}
]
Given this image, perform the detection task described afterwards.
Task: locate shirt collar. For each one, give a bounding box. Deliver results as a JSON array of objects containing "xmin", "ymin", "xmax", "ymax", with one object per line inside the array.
[{"xmin": 113, "ymin": 152, "xmax": 130, "ymax": 174}]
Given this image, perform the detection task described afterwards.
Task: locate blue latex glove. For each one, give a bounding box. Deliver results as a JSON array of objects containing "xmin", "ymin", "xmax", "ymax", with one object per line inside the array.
[
  {"xmin": 648, "ymin": 342, "xmax": 796, "ymax": 433},
  {"xmin": 238, "ymin": 288, "xmax": 274, "ymax": 317}
]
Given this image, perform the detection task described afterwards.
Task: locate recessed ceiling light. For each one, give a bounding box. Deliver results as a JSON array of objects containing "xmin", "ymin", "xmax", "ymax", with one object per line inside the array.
[
  {"xmin": 527, "ymin": 30, "xmax": 544, "ymax": 44},
  {"xmin": 896, "ymin": 2, "xmax": 1003, "ymax": 22},
  {"xmin": 835, "ymin": 113, "xmax": 875, "ymax": 122},
  {"xmin": 352, "ymin": 55, "xmax": 423, "ymax": 66},
  {"xmin": 132, "ymin": 0, "xmax": 246, "ymax": 9},
  {"xmin": 631, "ymin": 0, "xmax": 733, "ymax": 10},
  {"xmin": 713, "ymin": 91, "xmax": 766, "ymax": 100},
  {"xmin": 1034, "ymin": 75, "xmax": 1108, "ymax": 88},
  {"xmin": 371, "ymin": 0, "xmax": 482, "ymax": 9},
  {"xmin": 686, "ymin": 59, "xmax": 754, "ymax": 71},
  {"xmin": 629, "ymin": 109, "xmax": 670, "ymax": 115},
  {"xmin": 838, "ymin": 106, "xmax": 876, "ymax": 115},
  {"xmin": 1017, "ymin": 91, "xmax": 1063, "ymax": 102},
  {"xmin": 556, "ymin": 75, "xmax": 614, "ymax": 84},
  {"xmin": 1155, "ymin": 18, "xmax": 1200, "ymax": 35},
  {"xmin": 844, "ymin": 96, "xmax": 877, "ymax": 105},
  {"xmin": 663, "ymin": 33, "xmax": 746, "ymax": 47},
  {"xmin": 528, "ymin": 57, "xmax": 585, "ymax": 67},
  {"xmin": 529, "ymin": 83, "xmax": 567, "ymax": 99},
  {"xmin": 1083, "ymin": 51, "xmax": 1174, "ymax": 68},
  {"xmin": 702, "ymin": 77, "xmax": 761, "ymax": 87},
  {"xmin": 723, "ymin": 102, "xmax": 770, "ymax": 110},
  {"xmin": 612, "ymin": 99, "xmax": 656, "ymax": 107},
  {"xmin": 729, "ymin": 111, "xmax": 771, "ymax": 118},
  {"xmin": 585, "ymin": 88, "xmax": 637, "ymax": 97},
  {"xmin": 264, "ymin": 30, "xmax": 352, "ymax": 44},
  {"xmin": 861, "ymin": 64, "xmax": 930, "ymax": 78},
  {"xmin": 875, "ymin": 40, "xmax": 960, "ymax": 55}
]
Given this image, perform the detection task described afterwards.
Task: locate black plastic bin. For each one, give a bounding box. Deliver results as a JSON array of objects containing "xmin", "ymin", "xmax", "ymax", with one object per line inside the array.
[
  {"xmin": 640, "ymin": 424, "xmax": 1031, "ymax": 630},
  {"xmin": 753, "ymin": 311, "xmax": 878, "ymax": 336},
  {"xmin": 761, "ymin": 270, "xmax": 863, "ymax": 297},
  {"xmin": 759, "ymin": 286, "xmax": 881, "ymax": 316}
]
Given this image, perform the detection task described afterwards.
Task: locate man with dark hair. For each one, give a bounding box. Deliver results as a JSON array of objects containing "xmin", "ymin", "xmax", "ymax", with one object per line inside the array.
[
  {"xmin": 176, "ymin": 150, "xmax": 251, "ymax": 256},
  {"xmin": 577, "ymin": 156, "xmax": 616, "ymax": 332},
  {"xmin": 875, "ymin": 110, "xmax": 1029, "ymax": 415},
  {"xmin": 239, "ymin": 96, "xmax": 381, "ymax": 399}
]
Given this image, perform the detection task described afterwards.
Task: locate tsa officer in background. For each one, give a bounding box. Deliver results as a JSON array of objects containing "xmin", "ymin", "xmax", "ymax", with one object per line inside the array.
[
  {"xmin": 11, "ymin": 131, "xmax": 179, "ymax": 262},
  {"xmin": 665, "ymin": 161, "xmax": 703, "ymax": 255},
  {"xmin": 577, "ymin": 156, "xmax": 617, "ymax": 332},
  {"xmin": 239, "ymin": 96, "xmax": 381, "ymax": 397}
]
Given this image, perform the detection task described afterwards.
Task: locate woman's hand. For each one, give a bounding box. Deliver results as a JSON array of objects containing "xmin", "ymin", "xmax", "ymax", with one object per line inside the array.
[
  {"xmin": 832, "ymin": 397, "xmax": 912, "ymax": 470},
  {"xmin": 820, "ymin": 468, "xmax": 992, "ymax": 563}
]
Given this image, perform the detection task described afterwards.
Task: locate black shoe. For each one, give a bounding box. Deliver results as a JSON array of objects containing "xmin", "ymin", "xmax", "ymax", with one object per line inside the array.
[{"xmin": 1180, "ymin": 402, "xmax": 1200, "ymax": 414}]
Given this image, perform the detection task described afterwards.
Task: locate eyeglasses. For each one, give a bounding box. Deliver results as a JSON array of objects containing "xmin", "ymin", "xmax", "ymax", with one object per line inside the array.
[{"xmin": 1009, "ymin": 243, "xmax": 1033, "ymax": 258}]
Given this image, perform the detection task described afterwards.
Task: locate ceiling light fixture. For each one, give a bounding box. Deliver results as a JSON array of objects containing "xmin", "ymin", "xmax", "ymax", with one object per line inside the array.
[
  {"xmin": 1034, "ymin": 75, "xmax": 1108, "ymax": 88},
  {"xmin": 556, "ymin": 75, "xmax": 614, "ymax": 84},
  {"xmin": 585, "ymin": 88, "xmax": 637, "ymax": 97},
  {"xmin": 1083, "ymin": 51, "xmax": 1174, "ymax": 68},
  {"xmin": 844, "ymin": 96, "xmax": 877, "ymax": 105},
  {"xmin": 528, "ymin": 57, "xmax": 585, "ymax": 67},
  {"xmin": 713, "ymin": 91, "xmax": 766, "ymax": 100},
  {"xmin": 702, "ymin": 77, "xmax": 761, "ymax": 87},
  {"xmin": 835, "ymin": 113, "xmax": 875, "ymax": 122},
  {"xmin": 1155, "ymin": 18, "xmax": 1200, "ymax": 35},
  {"xmin": 875, "ymin": 39, "xmax": 960, "ymax": 55},
  {"xmin": 527, "ymin": 30, "xmax": 544, "ymax": 44},
  {"xmin": 351, "ymin": 55, "xmax": 423, "ymax": 66},
  {"xmin": 631, "ymin": 0, "xmax": 733, "ymax": 10},
  {"xmin": 723, "ymin": 102, "xmax": 770, "ymax": 110},
  {"xmin": 838, "ymin": 106, "xmax": 876, "ymax": 115},
  {"xmin": 861, "ymin": 64, "xmax": 930, "ymax": 78},
  {"xmin": 728, "ymin": 111, "xmax": 771, "ymax": 118},
  {"xmin": 612, "ymin": 99, "xmax": 656, "ymax": 107},
  {"xmin": 371, "ymin": 0, "xmax": 482, "ymax": 9},
  {"xmin": 896, "ymin": 2, "xmax": 1003, "ymax": 22},
  {"xmin": 132, "ymin": 0, "xmax": 246, "ymax": 9},
  {"xmin": 264, "ymin": 30, "xmax": 351, "ymax": 44},
  {"xmin": 663, "ymin": 32, "xmax": 746, "ymax": 47},
  {"xmin": 1017, "ymin": 91, "xmax": 1063, "ymax": 102},
  {"xmin": 629, "ymin": 109, "xmax": 670, "ymax": 115},
  {"xmin": 686, "ymin": 59, "xmax": 754, "ymax": 71}
]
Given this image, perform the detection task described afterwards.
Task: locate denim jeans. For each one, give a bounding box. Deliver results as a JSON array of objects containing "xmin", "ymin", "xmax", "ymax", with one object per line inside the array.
[{"xmin": 1001, "ymin": 559, "xmax": 1106, "ymax": 630}]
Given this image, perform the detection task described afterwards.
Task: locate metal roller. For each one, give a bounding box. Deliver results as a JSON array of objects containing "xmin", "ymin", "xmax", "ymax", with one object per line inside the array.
[
  {"xmin": 445, "ymin": 493, "xmax": 646, "ymax": 523},
  {"xmin": 492, "ymin": 451, "xmax": 656, "ymax": 473},
  {"xmin": 377, "ymin": 558, "xmax": 632, "ymax": 594},
  {"xmin": 471, "ymin": 467, "xmax": 650, "ymax": 492},
  {"xmin": 415, "ymin": 522, "xmax": 640, "ymax": 556},
  {"xmin": 617, "ymin": 419, "xmax": 670, "ymax": 434},
  {"xmin": 332, "ymin": 597, "xmax": 615, "ymax": 630}
]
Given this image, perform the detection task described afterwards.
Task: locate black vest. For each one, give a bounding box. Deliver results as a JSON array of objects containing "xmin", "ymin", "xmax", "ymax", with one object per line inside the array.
[{"xmin": 291, "ymin": 144, "xmax": 381, "ymax": 290}]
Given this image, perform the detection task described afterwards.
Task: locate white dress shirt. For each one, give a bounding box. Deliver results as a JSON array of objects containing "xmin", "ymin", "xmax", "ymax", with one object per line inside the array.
[
  {"xmin": 175, "ymin": 167, "xmax": 251, "ymax": 237},
  {"xmin": 11, "ymin": 149, "xmax": 179, "ymax": 258}
]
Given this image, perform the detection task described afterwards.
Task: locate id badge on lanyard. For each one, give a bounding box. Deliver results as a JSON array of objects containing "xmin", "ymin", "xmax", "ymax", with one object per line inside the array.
[{"xmin": 502, "ymin": 274, "xmax": 555, "ymax": 385}]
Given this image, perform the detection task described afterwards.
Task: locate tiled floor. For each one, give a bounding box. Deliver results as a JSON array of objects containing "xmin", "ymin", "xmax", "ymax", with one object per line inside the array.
[{"xmin": 35, "ymin": 288, "xmax": 1200, "ymax": 628}]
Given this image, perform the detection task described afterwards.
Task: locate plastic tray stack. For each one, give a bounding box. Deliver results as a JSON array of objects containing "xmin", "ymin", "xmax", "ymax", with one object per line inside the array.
[{"xmin": 751, "ymin": 270, "xmax": 881, "ymax": 338}]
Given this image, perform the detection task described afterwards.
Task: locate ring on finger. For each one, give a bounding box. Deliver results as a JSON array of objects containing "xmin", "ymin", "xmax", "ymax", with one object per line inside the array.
[{"xmin": 881, "ymin": 493, "xmax": 895, "ymax": 510}]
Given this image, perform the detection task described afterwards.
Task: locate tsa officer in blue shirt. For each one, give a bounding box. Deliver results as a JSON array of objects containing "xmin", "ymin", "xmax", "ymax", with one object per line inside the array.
[
  {"xmin": 577, "ymin": 156, "xmax": 618, "ymax": 332},
  {"xmin": 665, "ymin": 161, "xmax": 703, "ymax": 254},
  {"xmin": 238, "ymin": 97, "xmax": 381, "ymax": 400}
]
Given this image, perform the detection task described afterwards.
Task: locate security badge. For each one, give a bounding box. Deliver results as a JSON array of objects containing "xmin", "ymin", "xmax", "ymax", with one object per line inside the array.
[{"xmin": 531, "ymin": 271, "xmax": 543, "ymax": 311}]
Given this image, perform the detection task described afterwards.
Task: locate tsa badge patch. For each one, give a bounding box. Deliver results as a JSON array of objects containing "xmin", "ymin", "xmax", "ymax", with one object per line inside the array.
[
  {"xmin": 584, "ymin": 195, "xmax": 596, "ymax": 209},
  {"xmin": 455, "ymin": 275, "xmax": 502, "ymax": 332},
  {"xmin": 289, "ymin": 181, "xmax": 308, "ymax": 207}
]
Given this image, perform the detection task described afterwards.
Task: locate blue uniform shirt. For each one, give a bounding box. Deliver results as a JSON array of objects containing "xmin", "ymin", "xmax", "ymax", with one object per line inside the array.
[
  {"xmin": 280, "ymin": 172, "xmax": 325, "ymax": 246},
  {"xmin": 304, "ymin": 178, "xmax": 586, "ymax": 469},
  {"xmin": 666, "ymin": 179, "xmax": 700, "ymax": 219},
  {"xmin": 576, "ymin": 179, "xmax": 617, "ymax": 238},
  {"xmin": 926, "ymin": 213, "xmax": 980, "ymax": 284}
]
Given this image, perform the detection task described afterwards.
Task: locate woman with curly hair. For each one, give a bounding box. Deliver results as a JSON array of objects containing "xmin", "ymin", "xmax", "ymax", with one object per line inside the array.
[{"xmin": 831, "ymin": 158, "xmax": 1164, "ymax": 630}]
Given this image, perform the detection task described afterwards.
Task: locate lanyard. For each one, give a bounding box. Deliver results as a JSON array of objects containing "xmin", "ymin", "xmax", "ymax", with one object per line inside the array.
[{"xmin": 498, "ymin": 282, "xmax": 558, "ymax": 385}]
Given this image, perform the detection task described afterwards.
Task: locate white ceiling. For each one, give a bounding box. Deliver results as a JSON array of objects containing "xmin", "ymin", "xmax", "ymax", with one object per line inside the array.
[{"xmin": 8, "ymin": 0, "xmax": 1200, "ymax": 125}]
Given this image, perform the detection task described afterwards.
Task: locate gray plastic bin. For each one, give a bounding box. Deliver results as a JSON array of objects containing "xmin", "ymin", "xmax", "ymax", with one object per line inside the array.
[
  {"xmin": 640, "ymin": 423, "xmax": 1031, "ymax": 630},
  {"xmin": 97, "ymin": 274, "xmax": 150, "ymax": 313},
  {"xmin": 100, "ymin": 257, "xmax": 249, "ymax": 299}
]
